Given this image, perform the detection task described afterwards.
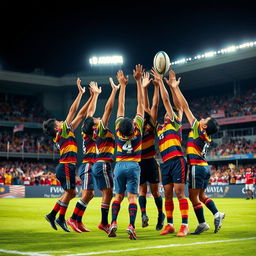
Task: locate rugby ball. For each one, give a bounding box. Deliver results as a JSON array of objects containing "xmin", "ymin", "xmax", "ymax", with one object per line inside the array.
[{"xmin": 153, "ymin": 51, "xmax": 170, "ymax": 75}]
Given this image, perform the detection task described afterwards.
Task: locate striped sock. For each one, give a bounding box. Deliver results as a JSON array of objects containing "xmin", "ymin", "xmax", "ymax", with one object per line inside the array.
[
  {"xmin": 50, "ymin": 200, "xmax": 61, "ymax": 217},
  {"xmin": 129, "ymin": 203, "xmax": 137, "ymax": 228},
  {"xmin": 203, "ymin": 198, "xmax": 218, "ymax": 215},
  {"xmin": 71, "ymin": 199, "xmax": 87, "ymax": 221},
  {"xmin": 59, "ymin": 202, "xmax": 68, "ymax": 221},
  {"xmin": 193, "ymin": 203, "xmax": 205, "ymax": 223},
  {"xmin": 154, "ymin": 196, "xmax": 163, "ymax": 216},
  {"xmin": 179, "ymin": 198, "xmax": 189, "ymax": 225},
  {"xmin": 111, "ymin": 200, "xmax": 120, "ymax": 223},
  {"xmin": 165, "ymin": 200, "xmax": 174, "ymax": 224},
  {"xmin": 139, "ymin": 195, "xmax": 147, "ymax": 216},
  {"xmin": 76, "ymin": 199, "xmax": 87, "ymax": 223},
  {"xmin": 101, "ymin": 203, "xmax": 110, "ymax": 225}
]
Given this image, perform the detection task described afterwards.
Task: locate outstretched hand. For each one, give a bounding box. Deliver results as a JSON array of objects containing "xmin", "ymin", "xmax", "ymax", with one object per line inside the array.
[
  {"xmin": 109, "ymin": 77, "xmax": 120, "ymax": 91},
  {"xmin": 117, "ymin": 70, "xmax": 128, "ymax": 86},
  {"xmin": 77, "ymin": 78, "xmax": 86, "ymax": 94},
  {"xmin": 142, "ymin": 72, "xmax": 152, "ymax": 88},
  {"xmin": 89, "ymin": 81, "xmax": 102, "ymax": 94},
  {"xmin": 133, "ymin": 64, "xmax": 144, "ymax": 81},
  {"xmin": 164, "ymin": 69, "xmax": 181, "ymax": 88},
  {"xmin": 150, "ymin": 67, "xmax": 162, "ymax": 86}
]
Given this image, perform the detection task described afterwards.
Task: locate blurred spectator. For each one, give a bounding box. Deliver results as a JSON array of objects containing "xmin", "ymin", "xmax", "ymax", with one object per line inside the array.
[{"xmin": 0, "ymin": 93, "xmax": 50, "ymax": 123}]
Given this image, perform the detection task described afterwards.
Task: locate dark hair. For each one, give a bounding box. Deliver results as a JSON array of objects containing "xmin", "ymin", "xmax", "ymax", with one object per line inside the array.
[
  {"xmin": 82, "ymin": 116, "xmax": 94, "ymax": 135},
  {"xmin": 42, "ymin": 118, "xmax": 56, "ymax": 138},
  {"xmin": 205, "ymin": 118, "xmax": 219, "ymax": 136},
  {"xmin": 119, "ymin": 117, "xmax": 133, "ymax": 137}
]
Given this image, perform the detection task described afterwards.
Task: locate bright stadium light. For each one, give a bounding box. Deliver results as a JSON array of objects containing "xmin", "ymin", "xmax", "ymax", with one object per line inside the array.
[
  {"xmin": 170, "ymin": 40, "xmax": 256, "ymax": 66},
  {"xmin": 89, "ymin": 55, "xmax": 123, "ymax": 65}
]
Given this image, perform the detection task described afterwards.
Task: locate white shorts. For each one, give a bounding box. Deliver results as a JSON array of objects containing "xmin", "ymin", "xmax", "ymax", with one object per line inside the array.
[{"xmin": 245, "ymin": 184, "xmax": 254, "ymax": 191}]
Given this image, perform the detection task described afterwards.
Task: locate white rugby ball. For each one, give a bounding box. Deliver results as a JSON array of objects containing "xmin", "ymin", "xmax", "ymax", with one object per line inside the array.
[{"xmin": 153, "ymin": 51, "xmax": 170, "ymax": 75}]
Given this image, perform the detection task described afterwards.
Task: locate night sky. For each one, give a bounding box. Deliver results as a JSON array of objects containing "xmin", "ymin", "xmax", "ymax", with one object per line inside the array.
[{"xmin": 1, "ymin": 1, "xmax": 256, "ymax": 77}]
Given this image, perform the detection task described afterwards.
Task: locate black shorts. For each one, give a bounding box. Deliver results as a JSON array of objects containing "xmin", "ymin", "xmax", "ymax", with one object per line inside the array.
[
  {"xmin": 161, "ymin": 156, "xmax": 187, "ymax": 185},
  {"xmin": 139, "ymin": 158, "xmax": 159, "ymax": 185},
  {"xmin": 188, "ymin": 165, "xmax": 210, "ymax": 189},
  {"xmin": 56, "ymin": 163, "xmax": 76, "ymax": 190}
]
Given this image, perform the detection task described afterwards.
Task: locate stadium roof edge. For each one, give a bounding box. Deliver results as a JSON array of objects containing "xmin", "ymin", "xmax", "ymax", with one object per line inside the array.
[{"xmin": 0, "ymin": 47, "xmax": 255, "ymax": 88}]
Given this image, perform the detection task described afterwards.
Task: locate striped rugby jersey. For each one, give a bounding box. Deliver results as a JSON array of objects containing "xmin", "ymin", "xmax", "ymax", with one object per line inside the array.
[
  {"xmin": 141, "ymin": 117, "xmax": 156, "ymax": 160},
  {"xmin": 186, "ymin": 119, "xmax": 211, "ymax": 166},
  {"xmin": 54, "ymin": 121, "xmax": 77, "ymax": 163},
  {"xmin": 82, "ymin": 132, "xmax": 96, "ymax": 163},
  {"xmin": 93, "ymin": 120, "xmax": 115, "ymax": 162},
  {"xmin": 157, "ymin": 114, "xmax": 183, "ymax": 163},
  {"xmin": 115, "ymin": 115, "xmax": 144, "ymax": 162}
]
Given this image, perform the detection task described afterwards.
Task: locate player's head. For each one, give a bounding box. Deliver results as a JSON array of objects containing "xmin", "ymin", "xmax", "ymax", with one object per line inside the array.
[
  {"xmin": 119, "ymin": 117, "xmax": 134, "ymax": 137},
  {"xmin": 43, "ymin": 118, "xmax": 61, "ymax": 137},
  {"xmin": 199, "ymin": 117, "xmax": 219, "ymax": 136},
  {"xmin": 82, "ymin": 116, "xmax": 100, "ymax": 135}
]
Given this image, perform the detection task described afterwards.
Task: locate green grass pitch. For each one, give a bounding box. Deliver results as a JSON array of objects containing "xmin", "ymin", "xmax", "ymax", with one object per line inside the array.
[{"xmin": 0, "ymin": 197, "xmax": 256, "ymax": 256}]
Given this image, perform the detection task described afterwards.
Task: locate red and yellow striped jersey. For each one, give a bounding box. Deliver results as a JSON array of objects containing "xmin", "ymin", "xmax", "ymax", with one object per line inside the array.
[
  {"xmin": 157, "ymin": 114, "xmax": 183, "ymax": 163},
  {"xmin": 54, "ymin": 121, "xmax": 77, "ymax": 164},
  {"xmin": 82, "ymin": 132, "xmax": 96, "ymax": 163},
  {"xmin": 141, "ymin": 118, "xmax": 156, "ymax": 160},
  {"xmin": 93, "ymin": 120, "xmax": 115, "ymax": 162},
  {"xmin": 115, "ymin": 115, "xmax": 144, "ymax": 162},
  {"xmin": 186, "ymin": 119, "xmax": 211, "ymax": 166}
]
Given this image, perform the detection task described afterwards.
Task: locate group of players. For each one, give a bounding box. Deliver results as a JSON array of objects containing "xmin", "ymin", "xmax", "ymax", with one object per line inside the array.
[{"xmin": 43, "ymin": 64, "xmax": 225, "ymax": 240}]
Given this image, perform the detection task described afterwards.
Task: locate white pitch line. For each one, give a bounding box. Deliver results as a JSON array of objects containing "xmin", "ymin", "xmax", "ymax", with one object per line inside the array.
[
  {"xmin": 66, "ymin": 237, "xmax": 256, "ymax": 256},
  {"xmin": 0, "ymin": 249, "xmax": 51, "ymax": 256}
]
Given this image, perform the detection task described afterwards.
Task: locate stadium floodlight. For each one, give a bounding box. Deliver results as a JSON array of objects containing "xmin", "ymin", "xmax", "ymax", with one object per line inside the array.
[
  {"xmin": 170, "ymin": 40, "xmax": 256, "ymax": 66},
  {"xmin": 89, "ymin": 55, "xmax": 123, "ymax": 65}
]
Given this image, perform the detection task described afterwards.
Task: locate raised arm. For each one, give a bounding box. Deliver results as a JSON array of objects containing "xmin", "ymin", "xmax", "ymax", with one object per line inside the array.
[
  {"xmin": 151, "ymin": 68, "xmax": 174, "ymax": 120},
  {"xmin": 142, "ymin": 72, "xmax": 152, "ymax": 113},
  {"xmin": 65, "ymin": 78, "xmax": 85, "ymax": 125},
  {"xmin": 116, "ymin": 70, "xmax": 128, "ymax": 117},
  {"xmin": 101, "ymin": 77, "xmax": 120, "ymax": 126},
  {"xmin": 133, "ymin": 64, "xmax": 144, "ymax": 118},
  {"xmin": 71, "ymin": 89, "xmax": 94, "ymax": 130},
  {"xmin": 164, "ymin": 69, "xmax": 183, "ymax": 120},
  {"xmin": 86, "ymin": 81, "xmax": 102, "ymax": 117},
  {"xmin": 151, "ymin": 78, "xmax": 160, "ymax": 125},
  {"xmin": 167, "ymin": 70, "xmax": 195, "ymax": 126}
]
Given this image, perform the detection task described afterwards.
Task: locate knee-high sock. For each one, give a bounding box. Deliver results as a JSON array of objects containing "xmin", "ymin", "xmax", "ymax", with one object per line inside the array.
[
  {"xmin": 165, "ymin": 200, "xmax": 174, "ymax": 224},
  {"xmin": 129, "ymin": 203, "xmax": 137, "ymax": 228},
  {"xmin": 50, "ymin": 200, "xmax": 61, "ymax": 217},
  {"xmin": 154, "ymin": 196, "xmax": 163, "ymax": 215},
  {"xmin": 71, "ymin": 199, "xmax": 87, "ymax": 222},
  {"xmin": 111, "ymin": 200, "xmax": 120, "ymax": 223},
  {"xmin": 139, "ymin": 195, "xmax": 147, "ymax": 216},
  {"xmin": 101, "ymin": 202, "xmax": 110, "ymax": 225},
  {"xmin": 203, "ymin": 198, "xmax": 218, "ymax": 215},
  {"xmin": 59, "ymin": 202, "xmax": 68, "ymax": 221},
  {"xmin": 193, "ymin": 203, "xmax": 205, "ymax": 224},
  {"xmin": 179, "ymin": 198, "xmax": 189, "ymax": 225}
]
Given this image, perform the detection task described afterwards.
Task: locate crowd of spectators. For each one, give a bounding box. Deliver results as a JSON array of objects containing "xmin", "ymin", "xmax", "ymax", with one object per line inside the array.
[
  {"xmin": 1, "ymin": 88, "xmax": 256, "ymax": 124},
  {"xmin": 0, "ymin": 161, "xmax": 82, "ymax": 186},
  {"xmin": 209, "ymin": 164, "xmax": 255, "ymax": 185},
  {"xmin": 0, "ymin": 131, "xmax": 58, "ymax": 154},
  {"xmin": 209, "ymin": 138, "xmax": 256, "ymax": 156},
  {"xmin": 0, "ymin": 93, "xmax": 50, "ymax": 123},
  {"xmin": 188, "ymin": 88, "xmax": 256, "ymax": 119}
]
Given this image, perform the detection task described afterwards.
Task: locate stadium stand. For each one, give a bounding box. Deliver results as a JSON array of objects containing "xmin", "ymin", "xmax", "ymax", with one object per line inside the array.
[{"xmin": 0, "ymin": 42, "xmax": 255, "ymax": 187}]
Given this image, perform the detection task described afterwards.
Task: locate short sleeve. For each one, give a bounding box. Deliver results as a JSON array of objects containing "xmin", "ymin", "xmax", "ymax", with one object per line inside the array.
[
  {"xmin": 97, "ymin": 120, "xmax": 107, "ymax": 137},
  {"xmin": 115, "ymin": 116, "xmax": 124, "ymax": 132},
  {"xmin": 60, "ymin": 121, "xmax": 70, "ymax": 138},
  {"xmin": 134, "ymin": 114, "xmax": 144, "ymax": 133}
]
